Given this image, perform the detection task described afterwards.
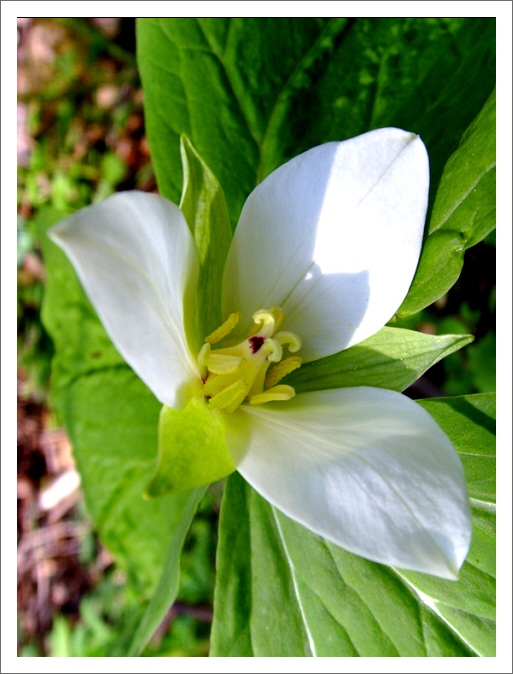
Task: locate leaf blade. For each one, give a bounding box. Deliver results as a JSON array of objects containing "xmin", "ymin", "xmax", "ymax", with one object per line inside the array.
[{"xmin": 399, "ymin": 88, "xmax": 496, "ymax": 316}]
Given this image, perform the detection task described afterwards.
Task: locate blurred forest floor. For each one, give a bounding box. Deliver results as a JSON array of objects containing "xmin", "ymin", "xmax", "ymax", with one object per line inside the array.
[
  {"xmin": 17, "ymin": 18, "xmax": 214, "ymax": 657},
  {"xmin": 17, "ymin": 17, "xmax": 496, "ymax": 657}
]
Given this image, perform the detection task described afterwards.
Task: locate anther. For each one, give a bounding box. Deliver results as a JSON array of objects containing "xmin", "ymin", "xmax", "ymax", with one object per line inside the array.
[
  {"xmin": 205, "ymin": 312, "xmax": 241, "ymax": 344},
  {"xmin": 205, "ymin": 353, "xmax": 243, "ymax": 374},
  {"xmin": 249, "ymin": 385, "xmax": 296, "ymax": 405},
  {"xmin": 265, "ymin": 356, "xmax": 302, "ymax": 389},
  {"xmin": 207, "ymin": 379, "xmax": 247, "ymax": 411},
  {"xmin": 198, "ymin": 307, "xmax": 302, "ymax": 412}
]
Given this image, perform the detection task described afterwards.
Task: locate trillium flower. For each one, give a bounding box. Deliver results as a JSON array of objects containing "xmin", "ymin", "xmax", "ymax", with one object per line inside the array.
[{"xmin": 50, "ymin": 128, "xmax": 472, "ymax": 579}]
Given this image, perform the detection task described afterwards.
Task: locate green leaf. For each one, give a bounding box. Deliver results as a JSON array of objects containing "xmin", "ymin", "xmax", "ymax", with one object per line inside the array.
[
  {"xmin": 400, "ymin": 395, "xmax": 496, "ymax": 656},
  {"xmin": 212, "ymin": 394, "xmax": 495, "ymax": 656},
  {"xmin": 179, "ymin": 135, "xmax": 232, "ymax": 338},
  {"xmin": 284, "ymin": 327, "xmax": 473, "ymax": 394},
  {"xmin": 467, "ymin": 331, "xmax": 496, "ymax": 393},
  {"xmin": 136, "ymin": 18, "xmax": 259, "ymax": 219},
  {"xmin": 210, "ymin": 474, "xmax": 312, "ymax": 656},
  {"xmin": 418, "ymin": 394, "xmax": 496, "ymax": 504},
  {"xmin": 37, "ymin": 209, "xmax": 200, "ymax": 596},
  {"xmin": 127, "ymin": 486, "xmax": 207, "ymax": 656},
  {"xmin": 146, "ymin": 397, "xmax": 235, "ymax": 497},
  {"xmin": 137, "ymin": 18, "xmax": 493, "ymax": 228},
  {"xmin": 399, "ymin": 87, "xmax": 496, "ymax": 316},
  {"xmin": 389, "ymin": 19, "xmax": 495, "ymax": 193}
]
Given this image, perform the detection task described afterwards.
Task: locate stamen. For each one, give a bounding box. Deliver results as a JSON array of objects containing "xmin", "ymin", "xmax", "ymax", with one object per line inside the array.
[
  {"xmin": 247, "ymin": 360, "xmax": 272, "ymax": 398},
  {"xmin": 207, "ymin": 379, "xmax": 246, "ymax": 410},
  {"xmin": 205, "ymin": 312, "xmax": 241, "ymax": 344},
  {"xmin": 197, "ymin": 343, "xmax": 211, "ymax": 378},
  {"xmin": 198, "ymin": 307, "xmax": 302, "ymax": 412},
  {"xmin": 205, "ymin": 353, "xmax": 243, "ymax": 374},
  {"xmin": 249, "ymin": 385, "xmax": 296, "ymax": 405},
  {"xmin": 265, "ymin": 356, "xmax": 302, "ymax": 389}
]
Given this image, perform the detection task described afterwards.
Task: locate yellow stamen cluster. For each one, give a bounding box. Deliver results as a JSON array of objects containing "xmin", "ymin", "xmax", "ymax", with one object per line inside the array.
[{"xmin": 198, "ymin": 308, "xmax": 302, "ymax": 413}]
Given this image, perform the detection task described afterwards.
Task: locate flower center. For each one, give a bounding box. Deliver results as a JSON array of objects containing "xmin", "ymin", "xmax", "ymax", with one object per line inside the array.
[{"xmin": 197, "ymin": 307, "xmax": 302, "ymax": 413}]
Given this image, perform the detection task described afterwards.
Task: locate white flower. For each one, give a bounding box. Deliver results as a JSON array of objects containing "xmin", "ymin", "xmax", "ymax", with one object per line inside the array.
[{"xmin": 50, "ymin": 128, "xmax": 472, "ymax": 579}]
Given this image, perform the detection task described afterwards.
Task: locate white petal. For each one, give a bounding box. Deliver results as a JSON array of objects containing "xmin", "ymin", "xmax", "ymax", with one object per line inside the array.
[
  {"xmin": 223, "ymin": 129, "xmax": 429, "ymax": 361},
  {"xmin": 50, "ymin": 192, "xmax": 201, "ymax": 408},
  {"xmin": 226, "ymin": 388, "xmax": 471, "ymax": 579}
]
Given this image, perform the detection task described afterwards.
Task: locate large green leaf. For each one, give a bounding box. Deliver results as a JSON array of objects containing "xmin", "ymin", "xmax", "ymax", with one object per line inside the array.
[
  {"xmin": 37, "ymin": 208, "xmax": 200, "ymax": 596},
  {"xmin": 137, "ymin": 18, "xmax": 494, "ymax": 231},
  {"xmin": 211, "ymin": 394, "xmax": 495, "ymax": 656},
  {"xmin": 419, "ymin": 394, "xmax": 495, "ymax": 505},
  {"xmin": 389, "ymin": 19, "xmax": 495, "ymax": 193},
  {"xmin": 210, "ymin": 476, "xmax": 312, "ymax": 657},
  {"xmin": 398, "ymin": 88, "xmax": 496, "ymax": 316},
  {"xmin": 284, "ymin": 326, "xmax": 473, "ymax": 394}
]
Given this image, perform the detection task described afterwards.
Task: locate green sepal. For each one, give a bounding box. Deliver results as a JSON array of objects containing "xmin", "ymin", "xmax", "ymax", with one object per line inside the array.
[
  {"xmin": 146, "ymin": 396, "xmax": 235, "ymax": 497},
  {"xmin": 179, "ymin": 134, "xmax": 233, "ymax": 341},
  {"xmin": 127, "ymin": 486, "xmax": 207, "ymax": 656},
  {"xmin": 284, "ymin": 327, "xmax": 473, "ymax": 394}
]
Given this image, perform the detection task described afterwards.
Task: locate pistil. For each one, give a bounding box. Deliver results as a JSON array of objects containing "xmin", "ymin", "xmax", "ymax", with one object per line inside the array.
[{"xmin": 198, "ymin": 308, "xmax": 302, "ymax": 413}]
